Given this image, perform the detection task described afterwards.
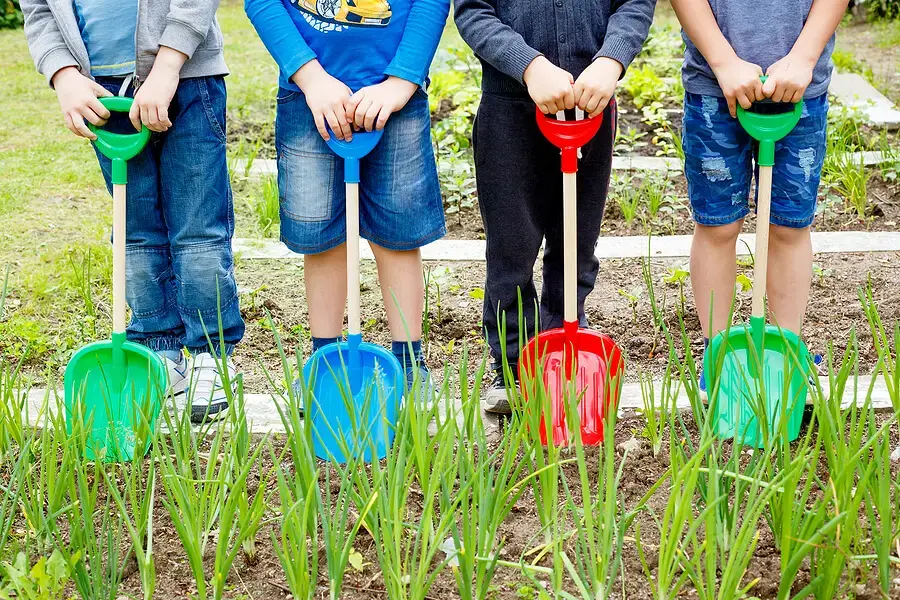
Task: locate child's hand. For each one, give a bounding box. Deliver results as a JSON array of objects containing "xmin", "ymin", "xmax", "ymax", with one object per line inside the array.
[
  {"xmin": 51, "ymin": 66, "xmax": 112, "ymax": 140},
  {"xmin": 574, "ymin": 57, "xmax": 623, "ymax": 118},
  {"xmin": 130, "ymin": 47, "xmax": 187, "ymax": 133},
  {"xmin": 712, "ymin": 57, "xmax": 764, "ymax": 118},
  {"xmin": 524, "ymin": 56, "xmax": 575, "ymax": 115},
  {"xmin": 763, "ymin": 53, "xmax": 814, "ymax": 103},
  {"xmin": 344, "ymin": 77, "xmax": 418, "ymax": 132},
  {"xmin": 292, "ymin": 60, "xmax": 353, "ymax": 142}
]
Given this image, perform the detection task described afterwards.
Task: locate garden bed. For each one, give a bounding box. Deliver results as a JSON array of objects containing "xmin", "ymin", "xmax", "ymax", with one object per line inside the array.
[
  {"xmin": 230, "ymin": 251, "xmax": 899, "ymax": 394},
  {"xmin": 2, "ymin": 365, "xmax": 898, "ymax": 600},
  {"xmin": 444, "ymin": 172, "xmax": 900, "ymax": 240}
]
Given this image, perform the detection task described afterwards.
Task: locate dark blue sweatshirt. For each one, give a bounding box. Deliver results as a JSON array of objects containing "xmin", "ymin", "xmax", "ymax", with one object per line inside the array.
[{"xmin": 454, "ymin": 0, "xmax": 657, "ymax": 94}]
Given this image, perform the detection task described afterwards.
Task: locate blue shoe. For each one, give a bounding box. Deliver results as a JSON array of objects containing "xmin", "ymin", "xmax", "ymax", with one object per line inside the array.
[
  {"xmin": 290, "ymin": 379, "xmax": 306, "ymax": 416},
  {"xmin": 404, "ymin": 364, "xmax": 434, "ymax": 406},
  {"xmin": 809, "ymin": 354, "xmax": 824, "ymax": 386},
  {"xmin": 698, "ymin": 367, "xmax": 707, "ymax": 401}
]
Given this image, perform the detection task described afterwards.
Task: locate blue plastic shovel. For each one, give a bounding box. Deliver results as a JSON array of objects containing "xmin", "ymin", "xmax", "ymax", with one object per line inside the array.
[{"xmin": 302, "ymin": 130, "xmax": 403, "ymax": 464}]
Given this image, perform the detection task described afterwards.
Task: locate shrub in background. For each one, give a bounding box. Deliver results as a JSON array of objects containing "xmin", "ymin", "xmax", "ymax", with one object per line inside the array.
[
  {"xmin": 849, "ymin": 0, "xmax": 900, "ymax": 19},
  {"xmin": 1, "ymin": 1, "xmax": 22, "ymax": 29}
]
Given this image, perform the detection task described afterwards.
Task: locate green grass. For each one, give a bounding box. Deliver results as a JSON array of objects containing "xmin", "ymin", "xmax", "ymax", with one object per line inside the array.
[
  {"xmin": 832, "ymin": 49, "xmax": 876, "ymax": 82},
  {"xmin": 0, "ymin": 0, "xmax": 279, "ymax": 373}
]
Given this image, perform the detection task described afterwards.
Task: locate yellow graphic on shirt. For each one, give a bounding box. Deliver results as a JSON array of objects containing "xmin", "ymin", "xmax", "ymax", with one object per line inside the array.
[{"xmin": 292, "ymin": 0, "xmax": 392, "ymax": 30}]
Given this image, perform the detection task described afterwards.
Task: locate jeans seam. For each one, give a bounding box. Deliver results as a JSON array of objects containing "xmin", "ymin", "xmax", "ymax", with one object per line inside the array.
[
  {"xmin": 197, "ymin": 77, "xmax": 227, "ymax": 144},
  {"xmin": 169, "ymin": 240, "xmax": 232, "ymax": 254},
  {"xmin": 130, "ymin": 296, "xmax": 178, "ymax": 320},
  {"xmin": 692, "ymin": 207, "xmax": 749, "ymax": 225}
]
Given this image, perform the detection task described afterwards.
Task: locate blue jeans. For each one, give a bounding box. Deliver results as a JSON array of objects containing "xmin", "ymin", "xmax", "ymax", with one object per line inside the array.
[
  {"xmin": 683, "ymin": 93, "xmax": 829, "ymax": 228},
  {"xmin": 274, "ymin": 87, "xmax": 445, "ymax": 254},
  {"xmin": 92, "ymin": 76, "xmax": 244, "ymax": 355}
]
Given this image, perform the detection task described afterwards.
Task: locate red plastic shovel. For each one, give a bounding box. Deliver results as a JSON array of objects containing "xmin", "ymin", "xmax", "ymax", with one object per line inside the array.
[{"xmin": 520, "ymin": 108, "xmax": 624, "ymax": 446}]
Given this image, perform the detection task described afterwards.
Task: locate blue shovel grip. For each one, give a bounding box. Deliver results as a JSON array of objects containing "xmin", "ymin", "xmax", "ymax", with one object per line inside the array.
[{"xmin": 324, "ymin": 129, "xmax": 385, "ymax": 183}]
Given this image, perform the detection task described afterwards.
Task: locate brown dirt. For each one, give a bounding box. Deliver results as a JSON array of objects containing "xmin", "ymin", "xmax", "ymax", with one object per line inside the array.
[
  {"xmin": 445, "ymin": 172, "xmax": 900, "ymax": 240},
  {"xmin": 232, "ymin": 251, "xmax": 900, "ymax": 394}
]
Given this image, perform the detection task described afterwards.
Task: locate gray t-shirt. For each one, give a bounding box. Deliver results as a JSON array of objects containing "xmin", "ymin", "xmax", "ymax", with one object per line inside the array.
[{"xmin": 682, "ymin": 0, "xmax": 835, "ymax": 99}]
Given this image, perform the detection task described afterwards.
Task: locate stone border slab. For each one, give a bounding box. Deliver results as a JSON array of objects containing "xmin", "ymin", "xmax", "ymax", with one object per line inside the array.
[
  {"xmin": 20, "ymin": 375, "xmax": 895, "ymax": 435},
  {"xmin": 830, "ymin": 71, "xmax": 900, "ymax": 130},
  {"xmin": 232, "ymin": 150, "xmax": 893, "ymax": 179},
  {"xmin": 234, "ymin": 231, "xmax": 900, "ymax": 263}
]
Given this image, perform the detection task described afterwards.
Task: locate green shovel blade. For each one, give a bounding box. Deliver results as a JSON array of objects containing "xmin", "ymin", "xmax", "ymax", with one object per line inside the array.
[
  {"xmin": 705, "ymin": 317, "xmax": 812, "ymax": 447},
  {"xmin": 64, "ymin": 333, "xmax": 166, "ymax": 462}
]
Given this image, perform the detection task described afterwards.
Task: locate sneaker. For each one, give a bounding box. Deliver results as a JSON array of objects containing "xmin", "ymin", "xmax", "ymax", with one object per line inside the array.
[
  {"xmin": 159, "ymin": 352, "xmax": 188, "ymax": 398},
  {"xmin": 698, "ymin": 367, "xmax": 707, "ymax": 401},
  {"xmin": 404, "ymin": 364, "xmax": 434, "ymax": 405},
  {"xmin": 188, "ymin": 353, "xmax": 237, "ymax": 424},
  {"xmin": 483, "ymin": 369, "xmax": 517, "ymax": 416}
]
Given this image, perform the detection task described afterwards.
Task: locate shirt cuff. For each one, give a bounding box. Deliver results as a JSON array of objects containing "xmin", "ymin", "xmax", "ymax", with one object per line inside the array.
[
  {"xmin": 158, "ymin": 18, "xmax": 207, "ymax": 59},
  {"xmin": 283, "ymin": 50, "xmax": 317, "ymax": 84},
  {"xmin": 41, "ymin": 46, "xmax": 80, "ymax": 86},
  {"xmin": 383, "ymin": 65, "xmax": 426, "ymax": 88},
  {"xmin": 500, "ymin": 43, "xmax": 542, "ymax": 84},
  {"xmin": 594, "ymin": 36, "xmax": 638, "ymax": 78}
]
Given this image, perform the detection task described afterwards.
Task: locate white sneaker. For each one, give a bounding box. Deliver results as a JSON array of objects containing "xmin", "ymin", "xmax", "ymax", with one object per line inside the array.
[
  {"xmin": 188, "ymin": 353, "xmax": 237, "ymax": 423},
  {"xmin": 159, "ymin": 353, "xmax": 188, "ymax": 398}
]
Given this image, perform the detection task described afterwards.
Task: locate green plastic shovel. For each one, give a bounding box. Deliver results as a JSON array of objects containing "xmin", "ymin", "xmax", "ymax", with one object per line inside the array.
[
  {"xmin": 705, "ymin": 88, "xmax": 812, "ymax": 447},
  {"xmin": 64, "ymin": 97, "xmax": 167, "ymax": 462}
]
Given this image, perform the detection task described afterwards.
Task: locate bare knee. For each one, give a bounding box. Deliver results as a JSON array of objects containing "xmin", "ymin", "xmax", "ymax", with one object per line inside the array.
[
  {"xmin": 694, "ymin": 220, "xmax": 742, "ymax": 247},
  {"xmin": 769, "ymin": 224, "xmax": 810, "ymax": 247},
  {"xmin": 369, "ymin": 243, "xmax": 421, "ymax": 265}
]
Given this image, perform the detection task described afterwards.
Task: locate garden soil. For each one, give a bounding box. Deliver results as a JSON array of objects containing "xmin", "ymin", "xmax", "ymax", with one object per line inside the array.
[
  {"xmin": 232, "ymin": 251, "xmax": 900, "ymax": 396},
  {"xmin": 59, "ymin": 411, "xmax": 893, "ymax": 599},
  {"xmin": 444, "ymin": 173, "xmax": 900, "ymax": 240}
]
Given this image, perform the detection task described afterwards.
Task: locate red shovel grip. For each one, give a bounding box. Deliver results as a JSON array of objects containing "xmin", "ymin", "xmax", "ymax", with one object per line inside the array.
[{"xmin": 535, "ymin": 107, "xmax": 604, "ymax": 174}]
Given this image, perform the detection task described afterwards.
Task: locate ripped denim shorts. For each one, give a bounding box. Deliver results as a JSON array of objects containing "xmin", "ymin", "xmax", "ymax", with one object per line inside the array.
[{"xmin": 682, "ymin": 92, "xmax": 828, "ymax": 229}]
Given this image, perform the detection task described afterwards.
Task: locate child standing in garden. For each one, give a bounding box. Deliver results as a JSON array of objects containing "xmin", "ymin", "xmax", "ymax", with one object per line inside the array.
[
  {"xmin": 671, "ymin": 0, "xmax": 848, "ymax": 390},
  {"xmin": 454, "ymin": 0, "xmax": 656, "ymax": 413},
  {"xmin": 244, "ymin": 0, "xmax": 449, "ymax": 394},
  {"xmin": 22, "ymin": 0, "xmax": 245, "ymax": 422}
]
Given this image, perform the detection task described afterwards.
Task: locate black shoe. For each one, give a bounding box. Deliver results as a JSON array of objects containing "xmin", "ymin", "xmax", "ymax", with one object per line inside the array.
[{"xmin": 483, "ymin": 369, "xmax": 517, "ymax": 415}]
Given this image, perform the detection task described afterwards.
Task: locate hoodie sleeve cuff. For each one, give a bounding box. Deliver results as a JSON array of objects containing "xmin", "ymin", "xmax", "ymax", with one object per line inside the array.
[
  {"xmin": 158, "ymin": 18, "xmax": 207, "ymax": 59},
  {"xmin": 40, "ymin": 46, "xmax": 80, "ymax": 86},
  {"xmin": 594, "ymin": 36, "xmax": 639, "ymax": 78}
]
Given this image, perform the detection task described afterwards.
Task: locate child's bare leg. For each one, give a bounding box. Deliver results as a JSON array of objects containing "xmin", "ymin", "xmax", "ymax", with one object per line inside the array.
[
  {"xmin": 766, "ymin": 224, "xmax": 811, "ymax": 334},
  {"xmin": 305, "ymin": 245, "xmax": 347, "ymax": 338},
  {"xmin": 370, "ymin": 244, "xmax": 424, "ymax": 341},
  {"xmin": 690, "ymin": 220, "xmax": 743, "ymax": 338}
]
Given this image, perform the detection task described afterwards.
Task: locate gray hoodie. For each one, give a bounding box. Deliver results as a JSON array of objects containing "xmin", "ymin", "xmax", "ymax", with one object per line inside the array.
[{"xmin": 22, "ymin": 0, "xmax": 228, "ymax": 86}]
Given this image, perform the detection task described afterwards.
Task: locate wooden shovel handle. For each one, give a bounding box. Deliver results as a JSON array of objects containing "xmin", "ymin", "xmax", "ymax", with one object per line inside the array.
[
  {"xmin": 113, "ymin": 183, "xmax": 127, "ymax": 334},
  {"xmin": 752, "ymin": 166, "xmax": 773, "ymax": 318},
  {"xmin": 347, "ymin": 180, "xmax": 360, "ymax": 337}
]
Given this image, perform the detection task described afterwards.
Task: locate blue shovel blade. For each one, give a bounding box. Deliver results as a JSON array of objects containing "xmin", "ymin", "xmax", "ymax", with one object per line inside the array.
[{"xmin": 302, "ymin": 338, "xmax": 403, "ymax": 464}]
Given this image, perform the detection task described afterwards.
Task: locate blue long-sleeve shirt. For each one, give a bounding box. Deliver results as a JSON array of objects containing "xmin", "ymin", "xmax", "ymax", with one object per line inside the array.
[{"xmin": 245, "ymin": 0, "xmax": 449, "ymax": 92}]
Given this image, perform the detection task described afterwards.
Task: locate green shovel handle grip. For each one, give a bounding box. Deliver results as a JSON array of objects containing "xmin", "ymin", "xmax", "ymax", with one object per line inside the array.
[
  {"xmin": 88, "ymin": 97, "xmax": 151, "ymax": 185},
  {"xmin": 736, "ymin": 76, "xmax": 804, "ymax": 168}
]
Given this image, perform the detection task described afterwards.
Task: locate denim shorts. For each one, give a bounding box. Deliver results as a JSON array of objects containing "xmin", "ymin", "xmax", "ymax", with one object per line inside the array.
[
  {"xmin": 682, "ymin": 92, "xmax": 829, "ymax": 229},
  {"xmin": 274, "ymin": 87, "xmax": 446, "ymax": 254}
]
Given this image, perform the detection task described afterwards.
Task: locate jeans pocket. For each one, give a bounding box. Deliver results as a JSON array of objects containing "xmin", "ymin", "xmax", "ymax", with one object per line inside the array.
[
  {"xmin": 277, "ymin": 148, "xmax": 335, "ymax": 222},
  {"xmin": 197, "ymin": 77, "xmax": 227, "ymax": 144},
  {"xmin": 277, "ymin": 88, "xmax": 303, "ymax": 105}
]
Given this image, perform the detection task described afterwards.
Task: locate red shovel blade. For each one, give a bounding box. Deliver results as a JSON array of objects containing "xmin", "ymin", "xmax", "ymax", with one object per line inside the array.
[{"xmin": 520, "ymin": 322, "xmax": 624, "ymax": 446}]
